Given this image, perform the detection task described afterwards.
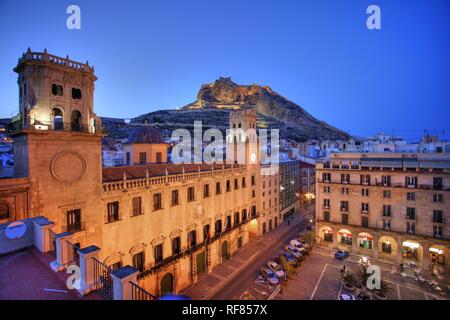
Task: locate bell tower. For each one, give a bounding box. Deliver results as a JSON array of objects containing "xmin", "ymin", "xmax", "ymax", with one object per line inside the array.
[
  {"xmin": 226, "ymin": 108, "xmax": 259, "ymax": 167},
  {"xmin": 12, "ymin": 49, "xmax": 104, "ymax": 240}
]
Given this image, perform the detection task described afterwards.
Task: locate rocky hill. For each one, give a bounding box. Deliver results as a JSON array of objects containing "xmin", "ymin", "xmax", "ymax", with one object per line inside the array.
[{"xmin": 128, "ymin": 77, "xmax": 350, "ymax": 142}]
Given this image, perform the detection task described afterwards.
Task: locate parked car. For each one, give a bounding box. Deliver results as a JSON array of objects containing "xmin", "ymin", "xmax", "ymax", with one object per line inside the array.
[
  {"xmin": 290, "ymin": 240, "xmax": 309, "ymax": 255},
  {"xmin": 339, "ymin": 293, "xmax": 356, "ymax": 300},
  {"xmin": 335, "ymin": 250, "xmax": 350, "ymax": 260},
  {"xmin": 260, "ymin": 267, "xmax": 279, "ymax": 285},
  {"xmin": 285, "ymin": 245, "xmax": 305, "ymax": 258},
  {"xmin": 268, "ymin": 261, "xmax": 285, "ymax": 278}
]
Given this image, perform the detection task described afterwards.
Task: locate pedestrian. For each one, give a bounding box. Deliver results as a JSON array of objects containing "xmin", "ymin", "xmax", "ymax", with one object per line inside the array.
[{"xmin": 287, "ymin": 220, "xmax": 290, "ymax": 226}]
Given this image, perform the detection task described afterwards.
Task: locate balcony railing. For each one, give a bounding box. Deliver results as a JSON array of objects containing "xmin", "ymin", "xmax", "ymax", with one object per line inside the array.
[{"xmin": 18, "ymin": 120, "xmax": 103, "ymax": 134}]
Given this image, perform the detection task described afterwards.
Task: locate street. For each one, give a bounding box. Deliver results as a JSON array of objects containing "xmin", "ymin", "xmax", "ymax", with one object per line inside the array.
[{"xmin": 211, "ymin": 212, "xmax": 313, "ymax": 300}]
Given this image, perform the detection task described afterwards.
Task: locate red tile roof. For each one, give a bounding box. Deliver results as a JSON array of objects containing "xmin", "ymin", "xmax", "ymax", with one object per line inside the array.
[{"xmin": 102, "ymin": 163, "xmax": 239, "ymax": 182}]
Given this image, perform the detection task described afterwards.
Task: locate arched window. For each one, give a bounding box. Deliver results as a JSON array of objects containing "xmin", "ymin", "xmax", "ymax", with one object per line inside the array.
[
  {"xmin": 52, "ymin": 108, "xmax": 64, "ymax": 130},
  {"xmin": 71, "ymin": 110, "xmax": 82, "ymax": 131},
  {"xmin": 0, "ymin": 203, "xmax": 10, "ymax": 220}
]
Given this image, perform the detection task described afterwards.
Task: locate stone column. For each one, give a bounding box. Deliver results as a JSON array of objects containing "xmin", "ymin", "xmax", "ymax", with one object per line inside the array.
[
  {"xmin": 396, "ymin": 235, "xmax": 403, "ymax": 263},
  {"xmin": 77, "ymin": 245, "xmax": 101, "ymax": 296},
  {"xmin": 372, "ymin": 233, "xmax": 379, "ymax": 259},
  {"xmin": 32, "ymin": 218, "xmax": 54, "ymax": 253},
  {"xmin": 111, "ymin": 266, "xmax": 139, "ymax": 300},
  {"xmin": 50, "ymin": 232, "xmax": 73, "ymax": 272},
  {"xmin": 421, "ymin": 241, "xmax": 431, "ymax": 272}
]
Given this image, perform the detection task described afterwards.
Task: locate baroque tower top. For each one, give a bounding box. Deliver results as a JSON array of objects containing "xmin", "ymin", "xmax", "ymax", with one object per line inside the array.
[{"xmin": 13, "ymin": 48, "xmax": 101, "ymax": 133}]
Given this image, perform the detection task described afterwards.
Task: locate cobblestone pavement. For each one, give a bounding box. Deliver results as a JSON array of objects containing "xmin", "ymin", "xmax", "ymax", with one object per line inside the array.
[
  {"xmin": 275, "ymin": 247, "xmax": 450, "ymax": 300},
  {"xmin": 180, "ymin": 209, "xmax": 315, "ymax": 300}
]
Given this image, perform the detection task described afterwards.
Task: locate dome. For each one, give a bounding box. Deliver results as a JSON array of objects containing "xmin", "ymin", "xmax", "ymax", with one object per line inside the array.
[{"xmin": 125, "ymin": 126, "xmax": 164, "ymax": 144}]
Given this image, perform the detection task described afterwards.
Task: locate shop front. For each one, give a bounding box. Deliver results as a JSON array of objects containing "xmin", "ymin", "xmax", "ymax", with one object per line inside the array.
[
  {"xmin": 358, "ymin": 232, "xmax": 373, "ymax": 250},
  {"xmin": 402, "ymin": 240, "xmax": 421, "ymax": 264},
  {"xmin": 338, "ymin": 229, "xmax": 352, "ymax": 246}
]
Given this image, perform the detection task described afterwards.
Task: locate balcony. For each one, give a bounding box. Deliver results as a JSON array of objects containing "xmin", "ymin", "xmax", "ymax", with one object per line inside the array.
[{"xmin": 361, "ymin": 209, "xmax": 369, "ymax": 215}]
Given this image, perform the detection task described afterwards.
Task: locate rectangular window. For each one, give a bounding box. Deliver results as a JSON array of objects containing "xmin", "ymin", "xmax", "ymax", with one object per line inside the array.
[
  {"xmin": 107, "ymin": 202, "xmax": 119, "ymax": 223},
  {"xmin": 361, "ymin": 188, "xmax": 369, "ymax": 197},
  {"xmin": 324, "ymin": 186, "xmax": 331, "ymax": 193},
  {"xmin": 187, "ymin": 187, "xmax": 195, "ymax": 202},
  {"xmin": 360, "ymin": 175, "xmax": 370, "ymax": 185},
  {"xmin": 433, "ymin": 194, "xmax": 443, "ymax": 203},
  {"xmin": 215, "ymin": 220, "xmax": 222, "ymax": 236},
  {"xmin": 383, "ymin": 205, "xmax": 391, "ymax": 217},
  {"xmin": 67, "ymin": 209, "xmax": 82, "ymax": 232},
  {"xmin": 242, "ymin": 177, "xmax": 246, "ymax": 188},
  {"xmin": 407, "ymin": 221, "xmax": 415, "ymax": 234},
  {"xmin": 433, "ymin": 210, "xmax": 443, "ymax": 224},
  {"xmin": 341, "ymin": 213, "xmax": 348, "ymax": 225},
  {"xmin": 203, "ymin": 224, "xmax": 210, "ymax": 242},
  {"xmin": 132, "ymin": 197, "xmax": 142, "ymax": 216},
  {"xmin": 341, "ymin": 174, "xmax": 350, "ymax": 184},
  {"xmin": 234, "ymin": 212, "xmax": 240, "ymax": 226},
  {"xmin": 323, "ymin": 199, "xmax": 330, "ymax": 209},
  {"xmin": 171, "ymin": 190, "xmax": 179, "ymax": 206},
  {"xmin": 383, "ymin": 219, "xmax": 391, "ymax": 230},
  {"xmin": 226, "ymin": 216, "xmax": 232, "ymax": 229},
  {"xmin": 361, "ymin": 202, "xmax": 369, "ymax": 213},
  {"xmin": 342, "ymin": 187, "xmax": 349, "ymax": 195},
  {"xmin": 323, "ymin": 211, "xmax": 330, "ymax": 222},
  {"xmin": 226, "ymin": 180, "xmax": 231, "ymax": 192},
  {"xmin": 187, "ymin": 230, "xmax": 197, "ymax": 247},
  {"xmin": 361, "ymin": 216, "xmax": 369, "ymax": 228},
  {"xmin": 405, "ymin": 176, "xmax": 417, "ymax": 188},
  {"xmin": 433, "ymin": 226, "xmax": 443, "ymax": 239},
  {"xmin": 433, "ymin": 177, "xmax": 443, "ymax": 190},
  {"xmin": 340, "ymin": 201, "xmax": 349, "ymax": 212},
  {"xmin": 382, "ymin": 175, "xmax": 391, "ymax": 187},
  {"xmin": 216, "ymin": 182, "xmax": 221, "ymax": 195},
  {"xmin": 406, "ymin": 207, "xmax": 416, "ymax": 220},
  {"xmin": 172, "ymin": 237, "xmax": 181, "ymax": 255},
  {"xmin": 126, "ymin": 152, "xmax": 131, "ymax": 165},
  {"xmin": 156, "ymin": 152, "xmax": 162, "ymax": 163},
  {"xmin": 407, "ymin": 192, "xmax": 415, "ymax": 201},
  {"xmin": 154, "ymin": 244, "xmax": 163, "ymax": 264},
  {"xmin": 251, "ymin": 175, "xmax": 255, "ymax": 186},
  {"xmin": 234, "ymin": 178, "xmax": 239, "ymax": 190},
  {"xmin": 323, "ymin": 173, "xmax": 331, "ymax": 183},
  {"xmin": 383, "ymin": 190, "xmax": 391, "ymax": 199},
  {"xmin": 153, "ymin": 193, "xmax": 162, "ymax": 211},
  {"xmin": 133, "ymin": 252, "xmax": 144, "ymax": 273},
  {"xmin": 139, "ymin": 152, "xmax": 147, "ymax": 164},
  {"xmin": 203, "ymin": 184, "xmax": 210, "ymax": 198}
]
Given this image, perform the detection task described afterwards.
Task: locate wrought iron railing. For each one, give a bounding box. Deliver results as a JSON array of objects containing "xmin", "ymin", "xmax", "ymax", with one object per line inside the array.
[
  {"xmin": 130, "ymin": 281, "xmax": 158, "ymax": 300},
  {"xmin": 92, "ymin": 257, "xmax": 113, "ymax": 300}
]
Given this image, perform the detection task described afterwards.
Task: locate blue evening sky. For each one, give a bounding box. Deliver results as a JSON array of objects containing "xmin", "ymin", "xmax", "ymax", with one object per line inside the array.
[{"xmin": 0, "ymin": 0, "xmax": 449, "ymax": 139}]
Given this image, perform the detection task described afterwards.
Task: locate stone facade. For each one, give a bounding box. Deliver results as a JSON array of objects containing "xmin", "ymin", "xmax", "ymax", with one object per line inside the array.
[
  {"xmin": 1, "ymin": 50, "xmax": 280, "ymax": 297},
  {"xmin": 316, "ymin": 153, "xmax": 450, "ymax": 276}
]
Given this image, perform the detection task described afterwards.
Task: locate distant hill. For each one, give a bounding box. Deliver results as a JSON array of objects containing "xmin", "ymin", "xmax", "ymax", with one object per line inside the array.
[{"xmin": 129, "ymin": 77, "xmax": 350, "ymax": 142}]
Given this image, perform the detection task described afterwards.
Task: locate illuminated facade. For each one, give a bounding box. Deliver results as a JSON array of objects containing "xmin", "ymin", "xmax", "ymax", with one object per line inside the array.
[
  {"xmin": 316, "ymin": 153, "xmax": 450, "ymax": 275},
  {"xmin": 0, "ymin": 50, "xmax": 281, "ymax": 297}
]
